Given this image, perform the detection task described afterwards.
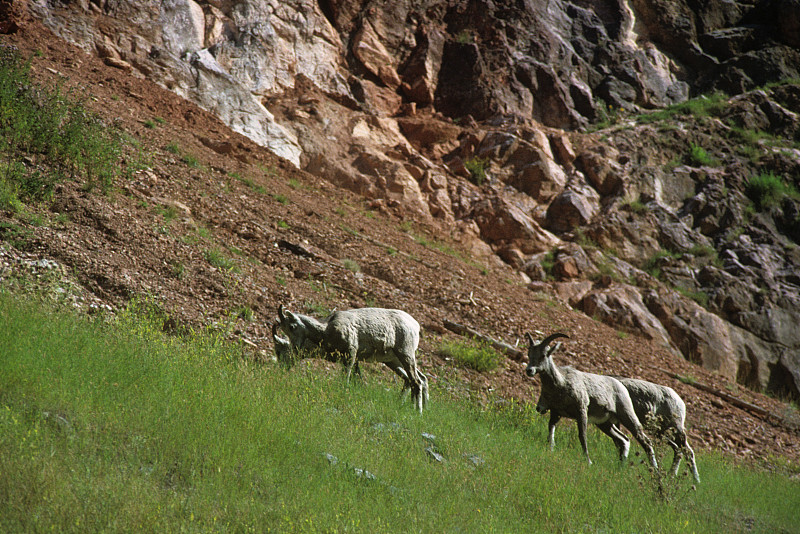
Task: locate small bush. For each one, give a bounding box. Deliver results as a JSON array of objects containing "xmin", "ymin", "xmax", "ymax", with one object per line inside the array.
[
  {"xmin": 437, "ymin": 337, "xmax": 502, "ymax": 373},
  {"xmin": 642, "ymin": 249, "xmax": 679, "ymax": 279},
  {"xmin": 0, "ymin": 46, "xmax": 130, "ymax": 201},
  {"xmin": 687, "ymin": 143, "xmax": 717, "ymax": 166},
  {"xmin": 342, "ymin": 259, "xmax": 360, "ymax": 273},
  {"xmin": 464, "ymin": 157, "xmax": 489, "ymax": 186},
  {"xmin": 204, "ymin": 248, "xmax": 238, "ymax": 272},
  {"xmin": 638, "ymin": 92, "xmax": 728, "ymax": 123},
  {"xmin": 455, "ymin": 30, "xmax": 473, "ymax": 44},
  {"xmin": 745, "ymin": 172, "xmax": 799, "ymax": 211}
]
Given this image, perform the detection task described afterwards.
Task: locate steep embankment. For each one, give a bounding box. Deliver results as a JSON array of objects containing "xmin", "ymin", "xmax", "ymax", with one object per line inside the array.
[
  {"xmin": 0, "ymin": 2, "xmax": 798, "ymax": 466},
  {"xmin": 21, "ymin": 0, "xmax": 800, "ymax": 402}
]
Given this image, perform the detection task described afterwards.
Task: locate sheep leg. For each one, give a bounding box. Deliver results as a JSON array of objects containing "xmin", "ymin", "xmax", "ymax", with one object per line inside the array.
[
  {"xmin": 344, "ymin": 348, "xmax": 359, "ymax": 383},
  {"xmin": 418, "ymin": 370, "xmax": 429, "ymax": 407},
  {"xmin": 618, "ymin": 410, "xmax": 658, "ymax": 469},
  {"xmin": 384, "ymin": 361, "xmax": 412, "ymax": 400},
  {"xmin": 576, "ymin": 410, "xmax": 593, "ymax": 465},
  {"xmin": 547, "ymin": 412, "xmax": 561, "ymax": 451},
  {"xmin": 664, "ymin": 437, "xmax": 683, "ymax": 476},
  {"xmin": 630, "ymin": 424, "xmax": 658, "ymax": 469},
  {"xmin": 673, "ymin": 431, "xmax": 700, "ymax": 483},
  {"xmin": 597, "ymin": 421, "xmax": 630, "ymax": 462},
  {"xmin": 398, "ymin": 357, "xmax": 424, "ymax": 413}
]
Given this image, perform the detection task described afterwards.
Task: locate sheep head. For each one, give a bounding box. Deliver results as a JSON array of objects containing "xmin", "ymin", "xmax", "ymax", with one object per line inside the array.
[
  {"xmin": 525, "ymin": 332, "xmax": 569, "ymax": 377},
  {"xmin": 276, "ymin": 304, "xmax": 325, "ymax": 352},
  {"xmin": 272, "ymin": 322, "xmax": 294, "ymax": 366}
]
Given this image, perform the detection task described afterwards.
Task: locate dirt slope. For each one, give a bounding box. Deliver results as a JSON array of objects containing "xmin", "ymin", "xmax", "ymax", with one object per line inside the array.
[{"xmin": 1, "ymin": 11, "xmax": 798, "ymax": 469}]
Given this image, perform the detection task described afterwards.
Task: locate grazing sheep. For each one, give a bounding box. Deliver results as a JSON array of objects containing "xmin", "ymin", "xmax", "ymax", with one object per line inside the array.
[
  {"xmin": 276, "ymin": 305, "xmax": 429, "ymax": 412},
  {"xmin": 525, "ymin": 332, "xmax": 658, "ymax": 468},
  {"xmin": 271, "ymin": 322, "xmax": 294, "ymax": 362},
  {"xmin": 616, "ymin": 377, "xmax": 700, "ymax": 482}
]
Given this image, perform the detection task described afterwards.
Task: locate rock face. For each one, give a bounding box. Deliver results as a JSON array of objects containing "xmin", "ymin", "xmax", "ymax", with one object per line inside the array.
[{"xmin": 25, "ymin": 0, "xmax": 800, "ymax": 400}]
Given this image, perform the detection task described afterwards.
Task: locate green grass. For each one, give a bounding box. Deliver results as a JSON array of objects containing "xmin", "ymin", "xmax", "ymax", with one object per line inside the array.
[
  {"xmin": 0, "ymin": 47, "xmax": 133, "ymax": 207},
  {"xmin": 203, "ymin": 247, "xmax": 238, "ymax": 272},
  {"xmin": 1, "ymin": 293, "xmax": 799, "ymax": 532},
  {"xmin": 642, "ymin": 249, "xmax": 680, "ymax": 280},
  {"xmin": 437, "ymin": 337, "xmax": 503, "ymax": 373},
  {"xmin": 636, "ymin": 92, "xmax": 729, "ymax": 124},
  {"xmin": 744, "ymin": 172, "xmax": 800, "ymax": 211},
  {"xmin": 687, "ymin": 143, "xmax": 718, "ymax": 167}
]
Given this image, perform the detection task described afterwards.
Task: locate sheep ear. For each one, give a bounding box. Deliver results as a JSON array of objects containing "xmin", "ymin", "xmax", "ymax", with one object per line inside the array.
[
  {"xmin": 548, "ymin": 341, "xmax": 563, "ymax": 356},
  {"xmin": 278, "ymin": 304, "xmax": 287, "ymax": 321}
]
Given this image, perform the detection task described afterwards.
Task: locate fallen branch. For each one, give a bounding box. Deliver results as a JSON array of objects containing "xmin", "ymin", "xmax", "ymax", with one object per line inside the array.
[{"xmin": 443, "ymin": 319, "xmax": 525, "ymax": 362}]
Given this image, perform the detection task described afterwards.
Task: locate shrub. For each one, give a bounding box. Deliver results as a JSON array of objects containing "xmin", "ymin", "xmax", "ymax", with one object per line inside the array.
[
  {"xmin": 0, "ymin": 46, "xmax": 130, "ymax": 201},
  {"xmin": 204, "ymin": 248, "xmax": 238, "ymax": 272},
  {"xmin": 342, "ymin": 259, "xmax": 360, "ymax": 273},
  {"xmin": 464, "ymin": 157, "xmax": 489, "ymax": 186},
  {"xmin": 745, "ymin": 172, "xmax": 799, "ymax": 211},
  {"xmin": 642, "ymin": 249, "xmax": 679, "ymax": 280},
  {"xmin": 687, "ymin": 143, "xmax": 717, "ymax": 166}
]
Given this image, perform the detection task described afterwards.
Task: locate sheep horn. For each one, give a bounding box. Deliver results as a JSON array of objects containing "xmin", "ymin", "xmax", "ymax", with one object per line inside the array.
[
  {"xmin": 540, "ymin": 332, "xmax": 569, "ymax": 348},
  {"xmin": 271, "ymin": 322, "xmax": 280, "ymax": 338},
  {"xmin": 278, "ymin": 304, "xmax": 286, "ymax": 321}
]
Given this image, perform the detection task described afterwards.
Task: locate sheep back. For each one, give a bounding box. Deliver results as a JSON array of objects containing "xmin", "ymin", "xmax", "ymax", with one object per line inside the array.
[
  {"xmin": 324, "ymin": 308, "xmax": 420, "ymax": 361},
  {"xmin": 617, "ymin": 377, "xmax": 686, "ymax": 431}
]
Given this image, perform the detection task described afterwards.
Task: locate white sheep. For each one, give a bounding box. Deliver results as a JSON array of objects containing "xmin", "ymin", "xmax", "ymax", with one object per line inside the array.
[
  {"xmin": 525, "ymin": 332, "xmax": 658, "ymax": 468},
  {"xmin": 616, "ymin": 377, "xmax": 700, "ymax": 482},
  {"xmin": 275, "ymin": 304, "xmax": 429, "ymax": 412}
]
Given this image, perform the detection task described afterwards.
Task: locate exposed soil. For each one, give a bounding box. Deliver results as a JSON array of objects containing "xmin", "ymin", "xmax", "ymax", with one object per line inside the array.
[{"xmin": 2, "ymin": 9, "xmax": 799, "ymax": 471}]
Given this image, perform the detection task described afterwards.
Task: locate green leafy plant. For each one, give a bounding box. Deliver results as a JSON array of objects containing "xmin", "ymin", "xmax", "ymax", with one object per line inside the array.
[
  {"xmin": 687, "ymin": 143, "xmax": 717, "ymax": 166},
  {"xmin": 637, "ymin": 92, "xmax": 728, "ymax": 123},
  {"xmin": 204, "ymin": 248, "xmax": 238, "ymax": 273},
  {"xmin": 744, "ymin": 172, "xmax": 800, "ymax": 211},
  {"xmin": 181, "ymin": 153, "xmax": 202, "ymax": 169},
  {"xmin": 0, "ymin": 46, "xmax": 131, "ymax": 204},
  {"xmin": 592, "ymin": 98, "xmax": 623, "ymax": 129},
  {"xmin": 642, "ymin": 249, "xmax": 680, "ymax": 280},
  {"xmin": 464, "ymin": 157, "xmax": 489, "ymax": 186},
  {"xmin": 455, "ymin": 30, "xmax": 473, "ymax": 44},
  {"xmin": 623, "ymin": 199, "xmax": 648, "ymax": 214}
]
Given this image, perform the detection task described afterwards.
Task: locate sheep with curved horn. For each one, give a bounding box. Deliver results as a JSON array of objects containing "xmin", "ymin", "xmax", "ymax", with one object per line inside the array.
[
  {"xmin": 525, "ymin": 332, "xmax": 658, "ymax": 468},
  {"xmin": 276, "ymin": 304, "xmax": 429, "ymax": 412}
]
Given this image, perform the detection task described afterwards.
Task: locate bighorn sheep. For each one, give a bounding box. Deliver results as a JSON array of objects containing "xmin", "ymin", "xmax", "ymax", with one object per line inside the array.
[
  {"xmin": 616, "ymin": 377, "xmax": 700, "ymax": 482},
  {"xmin": 275, "ymin": 305, "xmax": 429, "ymax": 412},
  {"xmin": 525, "ymin": 333, "xmax": 658, "ymax": 468}
]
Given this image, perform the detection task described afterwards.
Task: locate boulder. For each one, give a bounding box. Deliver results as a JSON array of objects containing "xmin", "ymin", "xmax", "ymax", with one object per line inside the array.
[
  {"xmin": 352, "ymin": 20, "xmax": 402, "ymax": 89},
  {"xmin": 352, "ymin": 152, "xmax": 431, "ymax": 219},
  {"xmin": 576, "ymin": 150, "xmax": 623, "ymax": 196},
  {"xmin": 471, "ymin": 194, "xmax": 560, "ymax": 253},
  {"xmin": 401, "ymin": 25, "xmax": 446, "ymax": 106},
  {"xmin": 545, "ymin": 185, "xmax": 600, "ymax": 233},
  {"xmin": 579, "ymin": 284, "xmax": 674, "ymax": 345}
]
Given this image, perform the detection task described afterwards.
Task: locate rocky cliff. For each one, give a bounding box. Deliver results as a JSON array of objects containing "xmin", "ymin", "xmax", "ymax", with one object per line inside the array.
[{"xmin": 23, "ymin": 0, "xmax": 800, "ymax": 400}]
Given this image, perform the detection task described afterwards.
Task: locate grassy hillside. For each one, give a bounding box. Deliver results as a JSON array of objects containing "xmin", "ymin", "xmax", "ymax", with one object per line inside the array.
[{"xmin": 1, "ymin": 292, "xmax": 797, "ymax": 533}]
